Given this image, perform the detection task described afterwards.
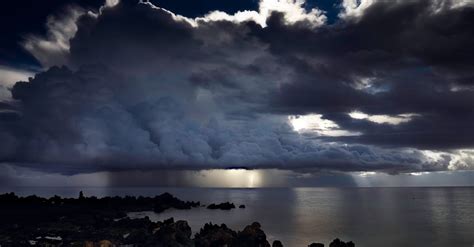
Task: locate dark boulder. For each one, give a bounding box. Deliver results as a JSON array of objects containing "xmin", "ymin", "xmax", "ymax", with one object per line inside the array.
[
  {"xmin": 235, "ymin": 222, "xmax": 270, "ymax": 247},
  {"xmin": 194, "ymin": 223, "xmax": 237, "ymax": 247},
  {"xmin": 309, "ymin": 243, "xmax": 324, "ymax": 247},
  {"xmin": 153, "ymin": 193, "xmax": 200, "ymax": 213},
  {"xmin": 272, "ymin": 240, "xmax": 283, "ymax": 247},
  {"xmin": 329, "ymin": 238, "xmax": 355, "ymax": 247},
  {"xmin": 154, "ymin": 218, "xmax": 193, "ymax": 247},
  {"xmin": 239, "ymin": 205, "xmax": 246, "ymax": 209}
]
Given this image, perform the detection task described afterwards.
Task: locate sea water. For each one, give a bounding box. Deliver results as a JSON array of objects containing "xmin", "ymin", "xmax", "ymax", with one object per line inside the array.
[{"xmin": 2, "ymin": 187, "xmax": 473, "ymax": 247}]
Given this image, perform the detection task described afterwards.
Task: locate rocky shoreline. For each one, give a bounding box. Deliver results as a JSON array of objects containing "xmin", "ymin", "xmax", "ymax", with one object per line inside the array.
[{"xmin": 0, "ymin": 192, "xmax": 354, "ymax": 247}]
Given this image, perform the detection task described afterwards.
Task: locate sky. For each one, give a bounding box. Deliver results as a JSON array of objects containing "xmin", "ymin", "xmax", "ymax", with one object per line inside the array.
[{"xmin": 1, "ymin": 0, "xmax": 474, "ymax": 187}]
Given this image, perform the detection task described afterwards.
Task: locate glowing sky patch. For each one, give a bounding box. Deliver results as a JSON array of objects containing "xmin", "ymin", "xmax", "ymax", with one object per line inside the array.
[
  {"xmin": 348, "ymin": 111, "xmax": 418, "ymax": 125},
  {"xmin": 288, "ymin": 114, "xmax": 359, "ymax": 136}
]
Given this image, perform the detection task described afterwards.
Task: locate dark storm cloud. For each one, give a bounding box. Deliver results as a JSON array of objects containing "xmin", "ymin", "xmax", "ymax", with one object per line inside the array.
[
  {"xmin": 0, "ymin": 0, "xmax": 261, "ymax": 69},
  {"xmin": 69, "ymin": 1, "xmax": 202, "ymax": 72},
  {"xmin": 0, "ymin": 63, "xmax": 438, "ymax": 173},
  {"xmin": 0, "ymin": 0, "xmax": 473, "ymax": 173},
  {"xmin": 259, "ymin": 0, "xmax": 474, "ymax": 149}
]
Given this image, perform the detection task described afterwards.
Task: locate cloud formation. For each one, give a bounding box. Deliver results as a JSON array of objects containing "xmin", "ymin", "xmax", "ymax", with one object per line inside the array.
[
  {"xmin": 0, "ymin": 66, "xmax": 34, "ymax": 100},
  {"xmin": 1, "ymin": 0, "xmax": 474, "ymax": 173}
]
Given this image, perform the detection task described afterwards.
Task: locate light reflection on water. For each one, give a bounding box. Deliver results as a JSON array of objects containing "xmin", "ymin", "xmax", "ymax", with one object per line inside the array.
[{"xmin": 2, "ymin": 187, "xmax": 474, "ymax": 247}]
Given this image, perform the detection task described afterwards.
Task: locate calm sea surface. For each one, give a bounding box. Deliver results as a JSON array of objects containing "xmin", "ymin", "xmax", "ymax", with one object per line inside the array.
[{"xmin": 2, "ymin": 187, "xmax": 473, "ymax": 247}]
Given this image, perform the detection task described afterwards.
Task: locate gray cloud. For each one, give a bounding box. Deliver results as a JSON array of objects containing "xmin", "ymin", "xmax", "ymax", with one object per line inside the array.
[
  {"xmin": 1, "ymin": 64, "xmax": 444, "ymax": 173},
  {"xmin": 260, "ymin": 0, "xmax": 474, "ymax": 150},
  {"xmin": 1, "ymin": 0, "xmax": 474, "ymax": 173},
  {"xmin": 0, "ymin": 66, "xmax": 34, "ymax": 101}
]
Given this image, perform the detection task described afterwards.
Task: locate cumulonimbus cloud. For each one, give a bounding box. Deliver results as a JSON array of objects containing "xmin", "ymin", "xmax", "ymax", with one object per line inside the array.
[{"xmin": 1, "ymin": 0, "xmax": 474, "ymax": 173}]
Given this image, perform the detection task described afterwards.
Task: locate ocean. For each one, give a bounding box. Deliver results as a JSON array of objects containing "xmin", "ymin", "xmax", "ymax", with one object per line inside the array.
[{"xmin": 2, "ymin": 187, "xmax": 473, "ymax": 247}]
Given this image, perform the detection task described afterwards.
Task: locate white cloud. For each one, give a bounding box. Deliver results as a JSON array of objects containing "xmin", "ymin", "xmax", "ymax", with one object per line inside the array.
[
  {"xmin": 340, "ymin": 0, "xmax": 375, "ymax": 19},
  {"xmin": 358, "ymin": 171, "xmax": 377, "ymax": 177},
  {"xmin": 258, "ymin": 0, "xmax": 326, "ymax": 27},
  {"xmin": 22, "ymin": 6, "xmax": 85, "ymax": 68},
  {"xmin": 106, "ymin": 0, "xmax": 119, "ymax": 8},
  {"xmin": 409, "ymin": 172, "xmax": 429, "ymax": 176},
  {"xmin": 448, "ymin": 149, "xmax": 474, "ymax": 170},
  {"xmin": 416, "ymin": 149, "xmax": 474, "ymax": 171},
  {"xmin": 349, "ymin": 111, "xmax": 418, "ymax": 125},
  {"xmin": 451, "ymin": 0, "xmax": 474, "ymax": 8},
  {"xmin": 431, "ymin": 0, "xmax": 474, "ymax": 11},
  {"xmin": 341, "ymin": 0, "xmax": 474, "ymax": 20},
  {"xmin": 289, "ymin": 114, "xmax": 360, "ymax": 136},
  {"xmin": 198, "ymin": 0, "xmax": 326, "ymax": 27}
]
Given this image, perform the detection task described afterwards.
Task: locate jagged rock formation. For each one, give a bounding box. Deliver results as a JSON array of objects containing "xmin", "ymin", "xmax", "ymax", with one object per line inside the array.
[
  {"xmin": 329, "ymin": 238, "xmax": 355, "ymax": 247},
  {"xmin": 0, "ymin": 192, "xmax": 354, "ymax": 247}
]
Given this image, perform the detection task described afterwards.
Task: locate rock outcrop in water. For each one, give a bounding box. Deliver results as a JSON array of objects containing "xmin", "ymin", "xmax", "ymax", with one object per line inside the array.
[
  {"xmin": 0, "ymin": 191, "xmax": 200, "ymax": 225},
  {"xmin": 307, "ymin": 238, "xmax": 355, "ymax": 247},
  {"xmin": 207, "ymin": 202, "xmax": 236, "ymax": 210},
  {"xmin": 329, "ymin": 238, "xmax": 355, "ymax": 247},
  {"xmin": 0, "ymin": 192, "xmax": 354, "ymax": 247}
]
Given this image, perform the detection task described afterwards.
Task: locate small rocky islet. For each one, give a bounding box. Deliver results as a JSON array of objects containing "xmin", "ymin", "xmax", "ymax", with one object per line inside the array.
[{"xmin": 0, "ymin": 192, "xmax": 354, "ymax": 246}]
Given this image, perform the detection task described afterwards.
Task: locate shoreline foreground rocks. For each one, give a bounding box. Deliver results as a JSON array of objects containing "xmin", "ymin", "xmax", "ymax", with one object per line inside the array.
[{"xmin": 0, "ymin": 192, "xmax": 354, "ymax": 246}]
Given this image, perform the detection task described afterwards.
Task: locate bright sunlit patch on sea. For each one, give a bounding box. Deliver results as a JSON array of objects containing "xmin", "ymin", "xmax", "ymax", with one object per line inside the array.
[{"xmin": 288, "ymin": 114, "xmax": 359, "ymax": 136}]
